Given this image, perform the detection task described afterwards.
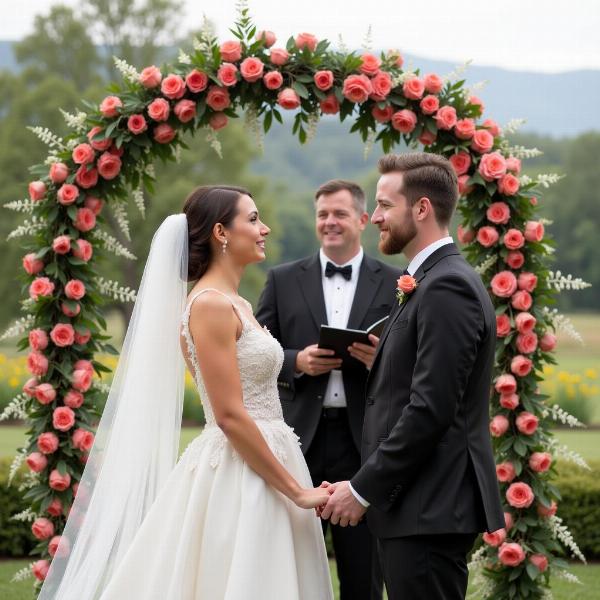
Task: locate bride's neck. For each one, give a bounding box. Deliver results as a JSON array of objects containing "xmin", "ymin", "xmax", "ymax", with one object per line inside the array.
[{"xmin": 200, "ymin": 260, "xmax": 244, "ymax": 295}]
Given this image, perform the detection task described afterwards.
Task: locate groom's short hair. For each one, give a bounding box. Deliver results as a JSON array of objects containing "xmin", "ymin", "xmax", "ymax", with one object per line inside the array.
[
  {"xmin": 315, "ymin": 179, "xmax": 366, "ymax": 214},
  {"xmin": 378, "ymin": 153, "xmax": 458, "ymax": 226}
]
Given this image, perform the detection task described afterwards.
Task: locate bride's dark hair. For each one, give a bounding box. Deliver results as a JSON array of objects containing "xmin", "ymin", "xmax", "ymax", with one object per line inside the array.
[{"xmin": 183, "ymin": 185, "xmax": 252, "ymax": 281}]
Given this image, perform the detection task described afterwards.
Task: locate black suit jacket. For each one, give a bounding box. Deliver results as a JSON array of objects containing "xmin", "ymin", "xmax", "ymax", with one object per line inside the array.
[
  {"xmin": 256, "ymin": 252, "xmax": 402, "ymax": 453},
  {"xmin": 351, "ymin": 243, "xmax": 504, "ymax": 539}
]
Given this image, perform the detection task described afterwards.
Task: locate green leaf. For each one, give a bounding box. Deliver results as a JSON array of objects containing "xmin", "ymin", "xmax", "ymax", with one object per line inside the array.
[
  {"xmin": 57, "ymin": 460, "xmax": 68, "ymax": 475},
  {"xmin": 292, "ymin": 81, "xmax": 309, "ymax": 99},
  {"xmin": 513, "ymin": 438, "xmax": 527, "ymax": 456},
  {"xmin": 525, "ymin": 563, "xmax": 539, "ymax": 581},
  {"xmin": 263, "ymin": 110, "xmax": 273, "ymax": 133}
]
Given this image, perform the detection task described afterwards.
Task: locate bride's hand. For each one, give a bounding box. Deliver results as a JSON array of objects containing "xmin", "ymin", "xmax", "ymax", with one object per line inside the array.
[{"xmin": 294, "ymin": 486, "xmax": 332, "ymax": 509}]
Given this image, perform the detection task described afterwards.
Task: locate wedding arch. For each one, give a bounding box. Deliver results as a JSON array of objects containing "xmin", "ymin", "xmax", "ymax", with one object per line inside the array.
[{"xmin": 4, "ymin": 6, "xmax": 588, "ymax": 598}]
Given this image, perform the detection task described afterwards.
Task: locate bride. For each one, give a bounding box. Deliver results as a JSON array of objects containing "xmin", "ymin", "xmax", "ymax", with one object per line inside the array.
[{"xmin": 38, "ymin": 185, "xmax": 334, "ymax": 599}]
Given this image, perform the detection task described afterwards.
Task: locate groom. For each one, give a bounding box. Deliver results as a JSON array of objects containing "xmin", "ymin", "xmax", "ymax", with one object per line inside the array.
[{"xmin": 321, "ymin": 153, "xmax": 505, "ymax": 599}]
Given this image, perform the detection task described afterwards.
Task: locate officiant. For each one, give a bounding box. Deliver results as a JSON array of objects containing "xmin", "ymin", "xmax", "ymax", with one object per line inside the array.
[{"xmin": 256, "ymin": 180, "xmax": 401, "ymax": 600}]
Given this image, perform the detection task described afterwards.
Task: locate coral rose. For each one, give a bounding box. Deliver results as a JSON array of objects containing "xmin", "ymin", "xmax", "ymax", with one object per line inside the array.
[
  {"xmin": 139, "ymin": 65, "xmax": 162, "ymax": 88},
  {"xmin": 506, "ymin": 482, "xmax": 535, "ymax": 508},
  {"xmin": 391, "ymin": 110, "xmax": 417, "ymax": 134},
  {"xmin": 498, "ymin": 542, "xmax": 526, "ymax": 566},
  {"xmin": 516, "ymin": 411, "xmax": 539, "ymax": 435},
  {"xmin": 490, "ymin": 271, "xmax": 517, "ymax": 298},
  {"xmin": 342, "ymin": 74, "xmax": 372, "ymax": 103}
]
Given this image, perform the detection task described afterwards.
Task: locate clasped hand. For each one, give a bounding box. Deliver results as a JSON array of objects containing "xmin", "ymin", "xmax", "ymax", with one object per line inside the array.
[{"xmin": 315, "ymin": 480, "xmax": 366, "ymax": 527}]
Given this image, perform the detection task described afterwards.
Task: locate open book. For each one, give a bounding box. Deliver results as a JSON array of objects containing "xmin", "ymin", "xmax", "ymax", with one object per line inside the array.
[{"xmin": 318, "ymin": 315, "xmax": 389, "ymax": 365}]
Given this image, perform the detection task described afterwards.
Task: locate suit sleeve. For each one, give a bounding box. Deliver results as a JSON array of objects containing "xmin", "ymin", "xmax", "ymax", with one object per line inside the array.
[
  {"xmin": 351, "ymin": 273, "xmax": 485, "ymax": 511},
  {"xmin": 255, "ymin": 269, "xmax": 300, "ymax": 390}
]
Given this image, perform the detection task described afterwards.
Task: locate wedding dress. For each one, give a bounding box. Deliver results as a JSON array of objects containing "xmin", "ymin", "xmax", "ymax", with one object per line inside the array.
[{"xmin": 98, "ymin": 288, "xmax": 333, "ymax": 600}]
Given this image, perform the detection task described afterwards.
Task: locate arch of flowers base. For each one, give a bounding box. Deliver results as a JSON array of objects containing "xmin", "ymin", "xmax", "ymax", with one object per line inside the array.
[{"xmin": 5, "ymin": 5, "xmax": 586, "ymax": 598}]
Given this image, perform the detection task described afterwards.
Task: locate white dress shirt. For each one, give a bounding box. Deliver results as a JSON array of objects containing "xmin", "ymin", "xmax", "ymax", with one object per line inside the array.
[
  {"xmin": 319, "ymin": 247, "xmax": 364, "ymax": 408},
  {"xmin": 349, "ymin": 236, "xmax": 454, "ymax": 508}
]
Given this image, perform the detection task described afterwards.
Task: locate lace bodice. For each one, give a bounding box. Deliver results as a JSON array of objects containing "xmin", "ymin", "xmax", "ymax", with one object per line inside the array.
[{"xmin": 181, "ymin": 288, "xmax": 285, "ymax": 426}]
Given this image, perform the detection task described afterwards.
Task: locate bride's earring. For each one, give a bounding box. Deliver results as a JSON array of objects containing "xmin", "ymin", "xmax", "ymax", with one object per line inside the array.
[{"xmin": 222, "ymin": 239, "xmax": 228, "ymax": 254}]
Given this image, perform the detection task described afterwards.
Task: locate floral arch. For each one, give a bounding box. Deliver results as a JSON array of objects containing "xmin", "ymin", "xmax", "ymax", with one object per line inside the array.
[{"xmin": 3, "ymin": 6, "xmax": 588, "ymax": 598}]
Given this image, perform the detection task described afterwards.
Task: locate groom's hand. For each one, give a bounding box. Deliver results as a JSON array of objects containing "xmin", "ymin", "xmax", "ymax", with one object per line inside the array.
[
  {"xmin": 296, "ymin": 344, "xmax": 343, "ymax": 376},
  {"xmin": 320, "ymin": 481, "xmax": 366, "ymax": 527},
  {"xmin": 348, "ymin": 334, "xmax": 379, "ymax": 370}
]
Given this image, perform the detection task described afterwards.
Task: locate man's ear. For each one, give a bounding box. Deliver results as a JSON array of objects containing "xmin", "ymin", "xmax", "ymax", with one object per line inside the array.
[
  {"xmin": 359, "ymin": 211, "xmax": 370, "ymax": 229},
  {"xmin": 415, "ymin": 197, "xmax": 432, "ymax": 222}
]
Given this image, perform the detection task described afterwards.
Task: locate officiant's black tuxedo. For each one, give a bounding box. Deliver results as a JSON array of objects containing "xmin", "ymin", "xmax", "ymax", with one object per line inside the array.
[
  {"xmin": 256, "ymin": 251, "xmax": 401, "ymax": 600},
  {"xmin": 350, "ymin": 243, "xmax": 504, "ymax": 599}
]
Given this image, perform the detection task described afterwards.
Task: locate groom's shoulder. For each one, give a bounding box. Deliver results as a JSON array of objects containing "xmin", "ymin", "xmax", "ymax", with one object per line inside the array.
[{"xmin": 268, "ymin": 254, "xmax": 317, "ymax": 278}]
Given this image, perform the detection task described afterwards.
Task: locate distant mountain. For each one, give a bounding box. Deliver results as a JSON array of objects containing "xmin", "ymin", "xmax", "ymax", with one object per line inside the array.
[{"xmin": 1, "ymin": 40, "xmax": 598, "ymax": 136}]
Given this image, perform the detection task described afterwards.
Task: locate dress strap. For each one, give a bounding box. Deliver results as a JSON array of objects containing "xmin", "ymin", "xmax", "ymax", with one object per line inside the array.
[{"xmin": 185, "ymin": 288, "xmax": 248, "ymax": 328}]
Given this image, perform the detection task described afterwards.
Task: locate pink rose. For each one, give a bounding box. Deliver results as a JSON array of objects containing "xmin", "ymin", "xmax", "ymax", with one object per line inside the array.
[
  {"xmin": 23, "ymin": 377, "xmax": 39, "ymax": 397},
  {"xmin": 23, "ymin": 253, "xmax": 44, "ymax": 275},
  {"xmin": 448, "ymin": 152, "xmax": 471, "ymax": 176},
  {"xmin": 370, "ymin": 71, "xmax": 392, "ymax": 100},
  {"xmin": 539, "ymin": 333, "xmax": 557, "ymax": 352},
  {"xmin": 469, "ymin": 95, "xmax": 485, "ymax": 113},
  {"xmin": 486, "ymin": 202, "xmax": 510, "ymax": 225},
  {"xmin": 529, "ymin": 554, "xmax": 548, "ymax": 573},
  {"xmin": 516, "ymin": 332, "xmax": 538, "ymax": 354},
  {"xmin": 220, "ymin": 40, "xmax": 242, "ymax": 62},
  {"xmin": 74, "ymin": 328, "xmax": 91, "ymax": 345},
  {"xmin": 506, "ymin": 157, "xmax": 522, "ymax": 174},
  {"xmin": 506, "ymin": 482, "xmax": 535, "ymax": 509},
  {"xmin": 72, "ymin": 428, "xmax": 95, "ymax": 452},
  {"xmin": 27, "ymin": 452, "xmax": 48, "ymax": 473},
  {"xmin": 48, "ymin": 535, "xmax": 69, "ymax": 558},
  {"xmin": 139, "ymin": 65, "xmax": 162, "ymax": 88},
  {"xmin": 503, "ymin": 229, "xmax": 525, "ymax": 250},
  {"xmin": 209, "ymin": 112, "xmax": 228, "ymax": 131},
  {"xmin": 46, "ymin": 498, "xmax": 63, "ymax": 517},
  {"xmin": 397, "ymin": 275, "xmax": 417, "ymax": 294},
  {"xmin": 483, "ymin": 528, "xmax": 506, "ymax": 547},
  {"xmin": 511, "ymin": 290, "xmax": 532, "ymax": 311},
  {"xmin": 28, "ymin": 181, "xmax": 47, "ymax": 202},
  {"xmin": 359, "ymin": 53, "xmax": 381, "ymax": 76},
  {"xmin": 420, "ymin": 95, "xmax": 440, "ymax": 115},
  {"xmin": 87, "ymin": 127, "xmax": 112, "ymax": 151},
  {"xmin": 320, "ymin": 94, "xmax": 340, "ymax": 115},
  {"xmin": 153, "ymin": 123, "xmax": 176, "ymax": 144},
  {"xmin": 504, "ymin": 512, "xmax": 514, "ymax": 531},
  {"xmin": 75, "ymin": 165, "xmax": 98, "ymax": 190},
  {"xmin": 434, "ymin": 105, "xmax": 457, "ymax": 130},
  {"xmin": 537, "ymin": 500, "xmax": 557, "ymax": 517},
  {"xmin": 65, "ymin": 279, "xmax": 85, "ymax": 300},
  {"xmin": 454, "ymin": 118, "xmax": 475, "ymax": 140},
  {"xmin": 518, "ymin": 272, "xmax": 537, "ymax": 292},
  {"xmin": 525, "ymin": 221, "xmax": 544, "ymax": 242},
  {"xmin": 498, "ymin": 542, "xmax": 526, "ymax": 567},
  {"xmin": 424, "ymin": 73, "xmax": 443, "ymax": 94},
  {"xmin": 206, "ymin": 86, "xmax": 231, "ymax": 111},
  {"xmin": 506, "ymin": 251, "xmax": 525, "ymax": 270},
  {"xmin": 127, "ymin": 114, "xmax": 147, "ymax": 135},
  {"xmin": 84, "ymin": 196, "xmax": 103, "ymax": 215},
  {"xmin": 29, "ymin": 328, "xmax": 49, "ymax": 351},
  {"xmin": 186, "ymin": 69, "xmax": 208, "ymax": 93},
  {"xmin": 50, "ymin": 323, "xmax": 76, "ymax": 347},
  {"xmin": 402, "ymin": 77, "xmax": 425, "ymax": 100},
  {"xmin": 495, "ymin": 374, "xmax": 517, "ymax": 394},
  {"xmin": 174, "ymin": 99, "xmax": 196, "ymax": 124},
  {"xmin": 419, "ymin": 130, "xmax": 436, "ymax": 146},
  {"xmin": 256, "ymin": 30, "xmax": 276, "ymax": 47},
  {"xmin": 477, "ymin": 226, "xmax": 499, "ymax": 248},
  {"xmin": 478, "ymin": 152, "xmax": 507, "ymax": 181},
  {"xmin": 489, "ymin": 415, "xmax": 509, "ymax": 437},
  {"xmin": 147, "ymin": 97, "xmax": 170, "ymax": 122},
  {"xmin": 490, "ymin": 271, "xmax": 517, "ymax": 298},
  {"xmin": 240, "ymin": 57, "xmax": 264, "ymax": 82},
  {"xmin": 515, "ymin": 312, "xmax": 536, "ymax": 333},
  {"xmin": 64, "ymin": 389, "xmax": 84, "ymax": 409},
  {"xmin": 99, "ymin": 96, "xmax": 122, "ymax": 118},
  {"xmin": 161, "ymin": 74, "xmax": 186, "ymax": 99},
  {"xmin": 496, "ymin": 314, "xmax": 511, "ymax": 337},
  {"xmin": 53, "ymin": 406, "xmax": 75, "ymax": 432},
  {"xmin": 97, "ymin": 152, "xmax": 121, "ymax": 180},
  {"xmin": 35, "ymin": 383, "xmax": 56, "ymax": 405},
  {"xmin": 57, "ymin": 183, "xmax": 80, "ymax": 206},
  {"xmin": 62, "ymin": 302, "xmax": 80, "ymax": 318},
  {"xmin": 498, "ymin": 173, "xmax": 520, "ymax": 196},
  {"xmin": 72, "ymin": 369, "xmax": 93, "ymax": 392},
  {"xmin": 270, "ymin": 48, "xmax": 289, "ymax": 66},
  {"xmin": 471, "ymin": 129, "xmax": 494, "ymax": 153},
  {"xmin": 515, "ymin": 411, "xmax": 538, "ymax": 435},
  {"xmin": 27, "ymin": 351, "xmax": 49, "ymax": 376},
  {"xmin": 72, "ymin": 239, "xmax": 93, "ymax": 262},
  {"xmin": 32, "ymin": 560, "xmax": 50, "ymax": 582},
  {"xmin": 500, "ymin": 393, "xmax": 520, "ymax": 410},
  {"xmin": 38, "ymin": 432, "xmax": 59, "ymax": 454},
  {"xmin": 483, "ymin": 118, "xmax": 501, "ymax": 136},
  {"xmin": 391, "ymin": 109, "xmax": 417, "ymax": 134},
  {"xmin": 342, "ymin": 74, "xmax": 372, "ymax": 103},
  {"xmin": 75, "ymin": 359, "xmax": 94, "ymax": 374},
  {"xmin": 263, "ymin": 71, "xmax": 284, "ymax": 90},
  {"xmin": 74, "ymin": 207, "xmax": 96, "ymax": 232},
  {"xmin": 29, "ymin": 277, "xmax": 55, "ymax": 300},
  {"xmin": 372, "ymin": 105, "xmax": 394, "ymax": 123},
  {"xmin": 217, "ymin": 62, "xmax": 239, "ymax": 87},
  {"xmin": 295, "ymin": 32, "xmax": 318, "ymax": 51},
  {"xmin": 529, "ymin": 452, "xmax": 552, "ymax": 473},
  {"xmin": 52, "ymin": 235, "xmax": 71, "ymax": 255},
  {"xmin": 496, "ymin": 462, "xmax": 516, "ymax": 482},
  {"xmin": 32, "ymin": 518, "xmax": 54, "ymax": 540},
  {"xmin": 49, "ymin": 162, "xmax": 69, "ymax": 183},
  {"xmin": 49, "ymin": 469, "xmax": 71, "ymax": 491},
  {"xmin": 72, "ymin": 143, "xmax": 95, "ymax": 165},
  {"xmin": 511, "ymin": 355, "xmax": 533, "ymax": 377},
  {"xmin": 314, "ymin": 70, "xmax": 334, "ymax": 91},
  {"xmin": 277, "ymin": 88, "xmax": 301, "ymax": 110}
]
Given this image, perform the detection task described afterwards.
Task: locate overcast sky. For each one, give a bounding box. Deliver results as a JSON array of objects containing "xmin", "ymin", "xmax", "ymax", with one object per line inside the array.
[{"xmin": 3, "ymin": 0, "xmax": 600, "ymax": 73}]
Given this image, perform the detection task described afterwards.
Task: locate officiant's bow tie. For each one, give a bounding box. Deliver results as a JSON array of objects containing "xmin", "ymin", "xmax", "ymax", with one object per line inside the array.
[{"xmin": 325, "ymin": 262, "xmax": 352, "ymax": 281}]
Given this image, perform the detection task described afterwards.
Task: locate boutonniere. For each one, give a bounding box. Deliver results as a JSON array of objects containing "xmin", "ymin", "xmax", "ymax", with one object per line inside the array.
[{"xmin": 396, "ymin": 274, "xmax": 418, "ymax": 305}]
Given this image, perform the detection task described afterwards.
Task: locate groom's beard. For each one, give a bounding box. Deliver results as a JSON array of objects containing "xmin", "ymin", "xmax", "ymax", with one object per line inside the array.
[{"xmin": 379, "ymin": 208, "xmax": 417, "ymax": 255}]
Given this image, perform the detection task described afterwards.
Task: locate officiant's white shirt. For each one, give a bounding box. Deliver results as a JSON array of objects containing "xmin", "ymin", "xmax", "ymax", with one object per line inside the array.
[{"xmin": 349, "ymin": 236, "xmax": 454, "ymax": 508}]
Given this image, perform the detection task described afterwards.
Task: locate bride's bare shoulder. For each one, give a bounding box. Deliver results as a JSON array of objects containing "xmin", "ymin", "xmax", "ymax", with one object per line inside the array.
[{"xmin": 188, "ymin": 290, "xmax": 239, "ymax": 338}]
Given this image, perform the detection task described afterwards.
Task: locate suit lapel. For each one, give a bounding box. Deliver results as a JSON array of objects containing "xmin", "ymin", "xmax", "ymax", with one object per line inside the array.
[
  {"xmin": 346, "ymin": 255, "xmax": 382, "ymax": 330},
  {"xmin": 297, "ymin": 253, "xmax": 328, "ymax": 329}
]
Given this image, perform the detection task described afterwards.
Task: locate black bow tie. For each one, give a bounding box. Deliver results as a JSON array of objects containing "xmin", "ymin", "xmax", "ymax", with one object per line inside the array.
[{"xmin": 325, "ymin": 262, "xmax": 352, "ymax": 281}]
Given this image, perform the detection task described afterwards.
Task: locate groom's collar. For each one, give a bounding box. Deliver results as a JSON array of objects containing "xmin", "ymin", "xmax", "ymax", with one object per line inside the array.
[
  {"xmin": 413, "ymin": 241, "xmax": 461, "ymax": 282},
  {"xmin": 406, "ymin": 237, "xmax": 454, "ymax": 275}
]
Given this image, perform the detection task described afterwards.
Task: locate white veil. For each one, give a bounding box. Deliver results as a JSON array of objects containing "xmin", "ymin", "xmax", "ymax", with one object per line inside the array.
[{"xmin": 38, "ymin": 214, "xmax": 189, "ymax": 599}]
